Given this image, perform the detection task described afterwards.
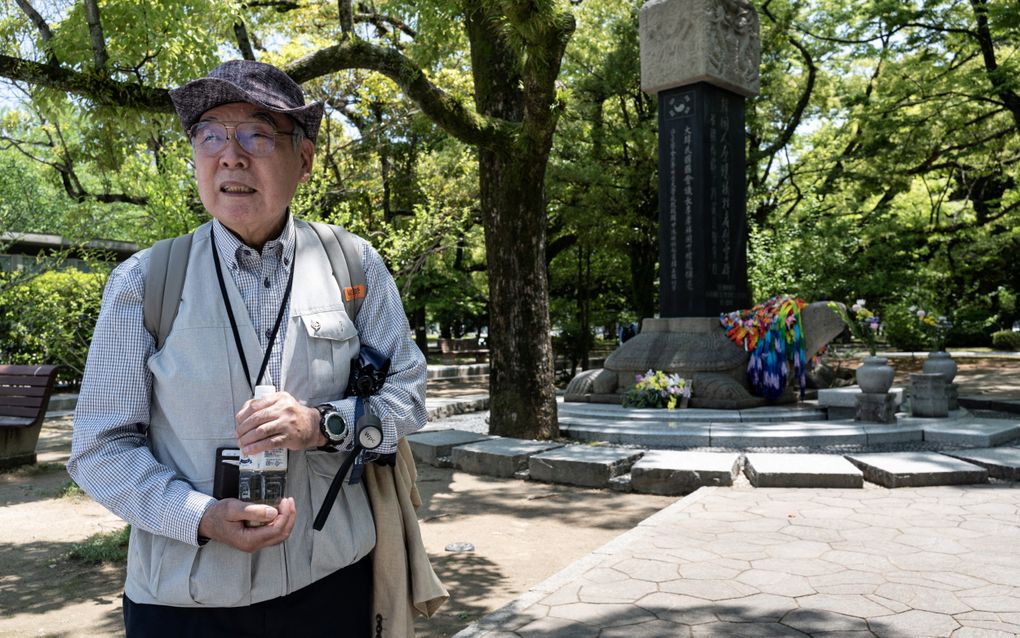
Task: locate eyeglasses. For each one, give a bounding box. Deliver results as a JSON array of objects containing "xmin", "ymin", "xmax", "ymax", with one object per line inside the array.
[{"xmin": 188, "ymin": 121, "xmax": 299, "ymax": 157}]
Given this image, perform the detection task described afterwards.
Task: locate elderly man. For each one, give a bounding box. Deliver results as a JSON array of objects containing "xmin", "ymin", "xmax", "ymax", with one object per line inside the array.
[{"xmin": 68, "ymin": 60, "xmax": 427, "ymax": 636}]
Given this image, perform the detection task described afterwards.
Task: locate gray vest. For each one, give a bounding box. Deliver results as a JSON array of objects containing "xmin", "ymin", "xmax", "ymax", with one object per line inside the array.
[{"xmin": 125, "ymin": 221, "xmax": 375, "ymax": 607}]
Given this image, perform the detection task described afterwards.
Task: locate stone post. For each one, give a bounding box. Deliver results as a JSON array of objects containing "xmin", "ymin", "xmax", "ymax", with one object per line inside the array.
[
  {"xmin": 910, "ymin": 373, "xmax": 949, "ymax": 418},
  {"xmin": 640, "ymin": 0, "xmax": 760, "ymax": 316}
]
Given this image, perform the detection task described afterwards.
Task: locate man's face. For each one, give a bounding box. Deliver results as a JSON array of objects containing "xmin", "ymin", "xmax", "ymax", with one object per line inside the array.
[{"xmin": 192, "ymin": 102, "xmax": 314, "ymax": 246}]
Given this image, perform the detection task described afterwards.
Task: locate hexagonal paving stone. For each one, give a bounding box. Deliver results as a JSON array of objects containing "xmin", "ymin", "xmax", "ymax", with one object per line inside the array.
[
  {"xmin": 577, "ymin": 579, "xmax": 658, "ymax": 604},
  {"xmin": 868, "ymin": 609, "xmax": 960, "ymax": 636}
]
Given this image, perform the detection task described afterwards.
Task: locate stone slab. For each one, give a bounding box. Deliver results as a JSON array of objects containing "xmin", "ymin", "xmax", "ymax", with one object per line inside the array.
[
  {"xmin": 862, "ymin": 423, "xmax": 925, "ymax": 445},
  {"xmin": 559, "ymin": 401, "xmax": 740, "ymax": 423},
  {"xmin": 451, "ymin": 438, "xmax": 564, "ymax": 478},
  {"xmin": 558, "ymin": 423, "xmax": 711, "ymax": 448},
  {"xmin": 709, "ymin": 422, "xmax": 868, "ymax": 448},
  {"xmin": 427, "ymin": 363, "xmax": 489, "ymax": 380},
  {"xmin": 959, "ymin": 395, "xmax": 1020, "ymax": 416},
  {"xmin": 941, "ymin": 447, "xmax": 1020, "ymax": 480},
  {"xmin": 405, "ymin": 429, "xmax": 496, "ymax": 466},
  {"xmin": 529, "ymin": 446, "xmax": 644, "ymax": 488},
  {"xmin": 46, "ymin": 393, "xmax": 78, "ymax": 413},
  {"xmin": 922, "ymin": 420, "xmax": 1020, "ymax": 447},
  {"xmin": 630, "ymin": 451, "xmax": 740, "ymax": 495},
  {"xmin": 818, "ymin": 386, "xmax": 905, "ymax": 410},
  {"xmin": 744, "ymin": 453, "xmax": 864, "ymax": 488},
  {"xmin": 738, "ymin": 406, "xmax": 828, "ymax": 423},
  {"xmin": 845, "ymin": 451, "xmax": 988, "ymax": 488},
  {"xmin": 426, "ymin": 395, "xmax": 490, "ymax": 421}
]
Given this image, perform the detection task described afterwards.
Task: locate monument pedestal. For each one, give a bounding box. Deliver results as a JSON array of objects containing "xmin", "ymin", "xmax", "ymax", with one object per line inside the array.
[
  {"xmin": 910, "ymin": 373, "xmax": 949, "ymax": 418},
  {"xmin": 563, "ymin": 302, "xmax": 847, "ymax": 410},
  {"xmin": 855, "ymin": 393, "xmax": 897, "ymax": 424}
]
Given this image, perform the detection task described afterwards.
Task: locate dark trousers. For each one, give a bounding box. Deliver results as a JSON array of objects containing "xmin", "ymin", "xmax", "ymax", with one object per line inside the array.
[{"xmin": 123, "ymin": 555, "xmax": 372, "ymax": 637}]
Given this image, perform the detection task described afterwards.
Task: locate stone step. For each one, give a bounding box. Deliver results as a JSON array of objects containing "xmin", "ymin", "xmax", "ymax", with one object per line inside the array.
[
  {"xmin": 845, "ymin": 451, "xmax": 989, "ymax": 488},
  {"xmin": 629, "ymin": 451, "xmax": 741, "ymax": 496},
  {"xmin": 560, "ymin": 421, "xmax": 710, "ymax": 447},
  {"xmin": 406, "ymin": 429, "xmax": 496, "ymax": 466},
  {"xmin": 451, "ymin": 438, "xmax": 564, "ymax": 478},
  {"xmin": 558, "ymin": 401, "xmax": 828, "ymax": 424},
  {"xmin": 559, "ymin": 418, "xmax": 927, "ymax": 449},
  {"xmin": 528, "ymin": 446, "xmax": 644, "ymax": 488},
  {"xmin": 744, "ymin": 453, "xmax": 864, "ymax": 488},
  {"xmin": 941, "ymin": 447, "xmax": 1020, "ymax": 480},
  {"xmin": 920, "ymin": 418, "xmax": 1020, "ymax": 447}
]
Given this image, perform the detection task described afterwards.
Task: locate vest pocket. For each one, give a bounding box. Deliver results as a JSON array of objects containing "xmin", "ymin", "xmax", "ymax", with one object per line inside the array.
[
  {"xmin": 305, "ymin": 451, "xmax": 375, "ymax": 579},
  {"xmin": 301, "ymin": 307, "xmax": 359, "ymax": 395}
]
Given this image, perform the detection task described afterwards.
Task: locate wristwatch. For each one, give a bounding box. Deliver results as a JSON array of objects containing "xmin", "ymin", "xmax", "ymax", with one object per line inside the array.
[{"xmin": 316, "ymin": 404, "xmax": 347, "ymax": 450}]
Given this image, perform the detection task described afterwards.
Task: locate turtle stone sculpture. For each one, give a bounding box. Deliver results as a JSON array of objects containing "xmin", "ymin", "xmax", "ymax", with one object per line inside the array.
[{"xmin": 564, "ymin": 301, "xmax": 846, "ymax": 409}]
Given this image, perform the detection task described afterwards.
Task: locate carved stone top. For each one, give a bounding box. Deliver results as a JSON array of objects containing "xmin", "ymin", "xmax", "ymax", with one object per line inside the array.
[{"xmin": 640, "ymin": 0, "xmax": 761, "ymax": 97}]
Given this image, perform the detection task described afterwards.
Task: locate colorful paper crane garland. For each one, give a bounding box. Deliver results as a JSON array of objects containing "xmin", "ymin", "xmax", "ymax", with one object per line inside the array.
[{"xmin": 719, "ymin": 295, "xmax": 811, "ymax": 401}]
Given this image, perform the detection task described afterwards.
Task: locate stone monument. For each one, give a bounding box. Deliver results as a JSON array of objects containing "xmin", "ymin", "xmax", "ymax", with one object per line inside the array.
[
  {"xmin": 565, "ymin": 0, "xmax": 845, "ymax": 408},
  {"xmin": 641, "ymin": 0, "xmax": 758, "ymax": 315}
]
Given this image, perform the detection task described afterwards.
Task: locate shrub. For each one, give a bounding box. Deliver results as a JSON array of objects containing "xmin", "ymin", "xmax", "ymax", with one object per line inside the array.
[
  {"xmin": 991, "ymin": 330, "xmax": 1020, "ymax": 351},
  {"xmin": 0, "ymin": 268, "xmax": 107, "ymax": 386},
  {"xmin": 67, "ymin": 526, "xmax": 131, "ymax": 565},
  {"xmin": 881, "ymin": 302, "xmax": 929, "ymax": 351}
]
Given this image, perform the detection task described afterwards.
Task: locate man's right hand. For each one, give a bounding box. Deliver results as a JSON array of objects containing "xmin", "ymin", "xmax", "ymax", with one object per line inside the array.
[{"xmin": 197, "ymin": 497, "xmax": 297, "ymax": 553}]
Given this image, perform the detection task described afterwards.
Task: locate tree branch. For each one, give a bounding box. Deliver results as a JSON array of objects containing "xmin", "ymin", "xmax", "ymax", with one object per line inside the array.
[
  {"xmin": 354, "ymin": 8, "xmax": 417, "ymax": 39},
  {"xmin": 83, "ymin": 0, "xmax": 108, "ymax": 71},
  {"xmin": 969, "ymin": 0, "xmax": 1020, "ymax": 132},
  {"xmin": 234, "ymin": 21, "xmax": 257, "ymax": 60},
  {"xmin": 338, "ymin": 0, "xmax": 353, "ymax": 38},
  {"xmin": 0, "ymin": 55, "xmax": 173, "ymax": 111},
  {"xmin": 13, "ymin": 0, "xmax": 57, "ymax": 65},
  {"xmin": 751, "ymin": 34, "xmax": 816, "ymax": 168},
  {"xmin": 287, "ymin": 40, "xmax": 515, "ymax": 151}
]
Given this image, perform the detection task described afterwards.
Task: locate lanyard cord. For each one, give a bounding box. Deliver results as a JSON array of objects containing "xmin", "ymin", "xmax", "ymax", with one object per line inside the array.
[{"xmin": 210, "ymin": 230, "xmax": 295, "ymax": 394}]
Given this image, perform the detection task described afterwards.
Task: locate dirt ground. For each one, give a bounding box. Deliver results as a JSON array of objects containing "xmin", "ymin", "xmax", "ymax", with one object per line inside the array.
[{"xmin": 0, "ymin": 416, "xmax": 675, "ymax": 638}]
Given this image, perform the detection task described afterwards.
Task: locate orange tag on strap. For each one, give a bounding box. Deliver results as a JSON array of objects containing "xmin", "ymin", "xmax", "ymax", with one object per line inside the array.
[{"xmin": 343, "ymin": 285, "xmax": 367, "ymax": 302}]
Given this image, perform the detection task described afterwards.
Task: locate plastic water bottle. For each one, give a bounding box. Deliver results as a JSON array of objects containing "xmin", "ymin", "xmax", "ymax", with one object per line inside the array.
[{"xmin": 238, "ymin": 384, "xmax": 287, "ymax": 526}]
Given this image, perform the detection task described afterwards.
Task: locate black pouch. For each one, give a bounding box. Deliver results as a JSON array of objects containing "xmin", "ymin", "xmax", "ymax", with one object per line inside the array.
[{"xmin": 213, "ymin": 447, "xmax": 241, "ymax": 499}]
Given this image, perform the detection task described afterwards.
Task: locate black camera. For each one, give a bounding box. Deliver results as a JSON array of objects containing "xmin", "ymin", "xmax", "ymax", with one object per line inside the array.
[{"xmin": 346, "ymin": 345, "xmax": 391, "ymax": 398}]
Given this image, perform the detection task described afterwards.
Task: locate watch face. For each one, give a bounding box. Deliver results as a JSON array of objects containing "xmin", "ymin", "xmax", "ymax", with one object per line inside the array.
[
  {"xmin": 323, "ymin": 412, "xmax": 346, "ymax": 440},
  {"xmin": 358, "ymin": 425, "xmax": 382, "ymax": 450}
]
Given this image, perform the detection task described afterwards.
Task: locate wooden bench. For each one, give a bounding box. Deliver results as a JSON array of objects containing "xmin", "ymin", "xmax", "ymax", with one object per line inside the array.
[
  {"xmin": 0, "ymin": 364, "xmax": 60, "ymax": 470},
  {"xmin": 437, "ymin": 338, "xmax": 489, "ymax": 364}
]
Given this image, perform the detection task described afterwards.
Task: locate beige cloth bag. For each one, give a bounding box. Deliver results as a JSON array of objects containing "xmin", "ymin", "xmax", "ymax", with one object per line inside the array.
[{"xmin": 365, "ymin": 438, "xmax": 449, "ymax": 637}]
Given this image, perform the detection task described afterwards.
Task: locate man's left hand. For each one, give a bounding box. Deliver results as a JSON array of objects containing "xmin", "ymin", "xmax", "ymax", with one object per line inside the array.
[{"xmin": 235, "ymin": 390, "xmax": 323, "ymax": 455}]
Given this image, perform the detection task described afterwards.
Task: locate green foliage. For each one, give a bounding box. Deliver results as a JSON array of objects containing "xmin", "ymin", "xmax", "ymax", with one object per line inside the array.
[
  {"xmin": 67, "ymin": 526, "xmax": 131, "ymax": 566},
  {"xmin": 881, "ymin": 302, "xmax": 929, "ymax": 352},
  {"xmin": 748, "ymin": 0, "xmax": 1019, "ymax": 348},
  {"xmin": 0, "ymin": 267, "xmax": 107, "ymax": 385},
  {"xmin": 59, "ymin": 480, "xmax": 87, "ymax": 499},
  {"xmin": 991, "ymin": 330, "xmax": 1020, "ymax": 351}
]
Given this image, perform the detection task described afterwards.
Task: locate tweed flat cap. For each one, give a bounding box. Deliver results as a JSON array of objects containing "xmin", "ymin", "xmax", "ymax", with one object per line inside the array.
[{"xmin": 169, "ymin": 60, "xmax": 324, "ymax": 142}]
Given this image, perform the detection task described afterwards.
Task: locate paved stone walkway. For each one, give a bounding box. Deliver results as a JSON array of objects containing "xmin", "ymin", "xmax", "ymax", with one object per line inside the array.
[{"xmin": 455, "ymin": 484, "xmax": 1020, "ymax": 637}]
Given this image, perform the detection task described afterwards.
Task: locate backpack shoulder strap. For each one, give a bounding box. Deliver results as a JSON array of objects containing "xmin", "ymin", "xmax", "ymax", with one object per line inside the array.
[
  {"xmin": 308, "ymin": 221, "xmax": 366, "ymax": 323},
  {"xmin": 143, "ymin": 233, "xmax": 193, "ymax": 350}
]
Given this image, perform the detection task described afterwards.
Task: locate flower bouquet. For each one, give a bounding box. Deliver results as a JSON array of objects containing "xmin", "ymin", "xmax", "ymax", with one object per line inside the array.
[
  {"xmin": 623, "ymin": 370, "xmax": 691, "ymax": 409},
  {"xmin": 910, "ymin": 306, "xmax": 952, "ymax": 352},
  {"xmin": 827, "ymin": 299, "xmax": 882, "ymax": 356}
]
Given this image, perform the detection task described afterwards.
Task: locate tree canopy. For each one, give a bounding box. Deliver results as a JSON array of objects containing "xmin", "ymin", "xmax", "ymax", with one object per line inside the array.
[{"xmin": 0, "ymin": 0, "xmax": 1018, "ymax": 412}]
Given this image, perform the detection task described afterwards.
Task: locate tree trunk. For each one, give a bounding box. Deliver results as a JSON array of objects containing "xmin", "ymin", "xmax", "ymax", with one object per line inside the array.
[{"xmin": 478, "ymin": 147, "xmax": 558, "ymax": 439}]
